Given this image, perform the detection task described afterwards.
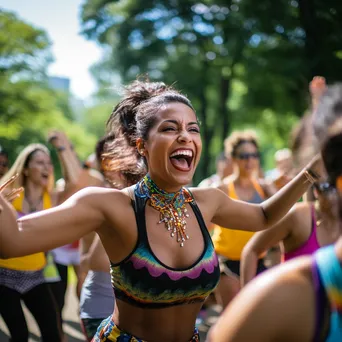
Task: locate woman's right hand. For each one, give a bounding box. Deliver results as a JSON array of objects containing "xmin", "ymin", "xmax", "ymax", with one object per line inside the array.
[
  {"xmin": 309, "ymin": 76, "xmax": 326, "ymax": 111},
  {"xmin": 0, "ymin": 174, "xmax": 23, "ymax": 204},
  {"xmin": 47, "ymin": 130, "xmax": 69, "ymax": 149}
]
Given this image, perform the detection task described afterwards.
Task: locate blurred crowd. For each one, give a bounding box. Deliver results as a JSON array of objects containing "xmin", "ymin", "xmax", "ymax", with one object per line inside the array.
[{"xmin": 1, "ymin": 76, "xmax": 341, "ymax": 342}]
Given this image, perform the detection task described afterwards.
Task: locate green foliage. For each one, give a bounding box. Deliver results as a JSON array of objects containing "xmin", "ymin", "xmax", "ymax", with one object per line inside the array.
[
  {"xmin": 0, "ymin": 10, "xmax": 97, "ymax": 179},
  {"xmin": 80, "ymin": 0, "xmax": 342, "ymax": 183},
  {"xmin": 82, "ymin": 101, "xmax": 116, "ymax": 138}
]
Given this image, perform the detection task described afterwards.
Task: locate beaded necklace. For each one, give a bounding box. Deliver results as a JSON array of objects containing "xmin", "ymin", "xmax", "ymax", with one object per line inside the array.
[{"xmin": 136, "ymin": 175, "xmax": 193, "ymax": 247}]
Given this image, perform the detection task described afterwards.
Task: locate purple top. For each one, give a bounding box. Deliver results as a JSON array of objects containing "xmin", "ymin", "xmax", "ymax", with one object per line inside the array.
[{"xmin": 284, "ymin": 205, "xmax": 320, "ymax": 261}]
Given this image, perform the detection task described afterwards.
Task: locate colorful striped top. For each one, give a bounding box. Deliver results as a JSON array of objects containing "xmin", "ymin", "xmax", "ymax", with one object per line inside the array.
[
  {"xmin": 314, "ymin": 245, "xmax": 342, "ymax": 341},
  {"xmin": 110, "ymin": 187, "xmax": 220, "ymax": 308}
]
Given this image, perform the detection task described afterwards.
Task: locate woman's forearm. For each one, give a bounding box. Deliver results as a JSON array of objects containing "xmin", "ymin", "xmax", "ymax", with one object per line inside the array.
[
  {"xmin": 261, "ymin": 168, "xmax": 317, "ymax": 227},
  {"xmin": 57, "ymin": 145, "xmax": 82, "ymax": 187},
  {"xmin": 240, "ymin": 248, "xmax": 259, "ymax": 287},
  {"xmin": 0, "ymin": 195, "xmax": 19, "ymax": 258}
]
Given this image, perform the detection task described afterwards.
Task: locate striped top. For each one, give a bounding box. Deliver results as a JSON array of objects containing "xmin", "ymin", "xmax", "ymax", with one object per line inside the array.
[
  {"xmin": 314, "ymin": 245, "xmax": 342, "ymax": 341},
  {"xmin": 110, "ymin": 186, "xmax": 220, "ymax": 308}
]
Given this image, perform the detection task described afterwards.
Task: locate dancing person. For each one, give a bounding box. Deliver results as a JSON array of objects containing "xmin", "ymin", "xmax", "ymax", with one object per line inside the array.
[
  {"xmin": 0, "ymin": 148, "xmax": 9, "ymax": 178},
  {"xmin": 51, "ymin": 136, "xmax": 106, "ymax": 305},
  {"xmin": 79, "ymin": 133, "xmax": 137, "ymax": 341},
  {"xmin": 80, "ymin": 234, "xmax": 114, "ymax": 341},
  {"xmin": 197, "ymin": 150, "xmax": 234, "ymax": 326},
  {"xmin": 0, "ymin": 80, "xmax": 321, "ymax": 342},
  {"xmin": 212, "ymin": 130, "xmax": 277, "ymax": 308},
  {"xmin": 0, "ymin": 133, "xmax": 81, "ymax": 342},
  {"xmin": 207, "ymin": 83, "xmax": 342, "ymax": 342},
  {"xmin": 241, "ymin": 171, "xmax": 340, "ymax": 286}
]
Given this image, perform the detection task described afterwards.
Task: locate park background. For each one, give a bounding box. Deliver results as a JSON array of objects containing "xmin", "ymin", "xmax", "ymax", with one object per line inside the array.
[{"xmin": 1, "ymin": 0, "xmax": 342, "ymax": 184}]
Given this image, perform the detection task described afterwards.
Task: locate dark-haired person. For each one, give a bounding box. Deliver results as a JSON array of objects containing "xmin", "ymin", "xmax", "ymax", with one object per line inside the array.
[
  {"xmin": 0, "ymin": 80, "xmax": 321, "ymax": 342},
  {"xmin": 212, "ymin": 130, "xmax": 277, "ymax": 308},
  {"xmin": 208, "ymin": 83, "xmax": 342, "ymax": 342},
  {"xmin": 79, "ymin": 134, "xmax": 145, "ymax": 341},
  {"xmin": 0, "ymin": 131, "xmax": 81, "ymax": 342},
  {"xmin": 79, "ymin": 132, "xmax": 145, "ymax": 341},
  {"xmin": 0, "ymin": 148, "xmax": 9, "ymax": 178},
  {"xmin": 241, "ymin": 172, "xmax": 340, "ymax": 286}
]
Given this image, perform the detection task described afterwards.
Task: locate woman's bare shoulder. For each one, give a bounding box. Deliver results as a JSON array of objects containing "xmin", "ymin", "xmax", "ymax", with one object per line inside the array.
[
  {"xmin": 189, "ymin": 186, "xmax": 222, "ymax": 199},
  {"xmin": 210, "ymin": 257, "xmax": 315, "ymax": 341},
  {"xmin": 288, "ymin": 201, "xmax": 312, "ymax": 225}
]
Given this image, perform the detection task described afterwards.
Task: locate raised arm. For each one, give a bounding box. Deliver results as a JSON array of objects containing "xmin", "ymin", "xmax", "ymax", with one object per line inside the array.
[
  {"xmin": 48, "ymin": 130, "xmax": 83, "ymax": 203},
  {"xmin": 211, "ymin": 157, "xmax": 321, "ymax": 232},
  {"xmin": 0, "ymin": 187, "xmax": 116, "ymax": 258},
  {"xmin": 240, "ymin": 205, "xmax": 300, "ymax": 286}
]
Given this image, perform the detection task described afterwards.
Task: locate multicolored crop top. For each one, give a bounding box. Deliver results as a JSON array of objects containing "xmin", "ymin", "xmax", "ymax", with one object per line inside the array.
[
  {"xmin": 313, "ymin": 245, "xmax": 342, "ymax": 342},
  {"xmin": 110, "ymin": 188, "xmax": 220, "ymax": 308}
]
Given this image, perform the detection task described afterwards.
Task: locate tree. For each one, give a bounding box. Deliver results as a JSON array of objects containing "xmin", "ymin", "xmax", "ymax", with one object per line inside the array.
[
  {"xmin": 0, "ymin": 10, "xmax": 97, "ymax": 177},
  {"xmin": 80, "ymin": 0, "xmax": 342, "ymax": 182}
]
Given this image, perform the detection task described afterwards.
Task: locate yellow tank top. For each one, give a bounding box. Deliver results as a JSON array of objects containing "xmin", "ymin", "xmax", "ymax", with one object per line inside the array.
[
  {"xmin": 212, "ymin": 180, "xmax": 265, "ymax": 260},
  {"xmin": 0, "ymin": 191, "xmax": 51, "ymax": 271}
]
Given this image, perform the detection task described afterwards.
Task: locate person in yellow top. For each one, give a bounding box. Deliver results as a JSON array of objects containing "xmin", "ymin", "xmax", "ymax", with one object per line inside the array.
[
  {"xmin": 212, "ymin": 130, "xmax": 276, "ymax": 308},
  {"xmin": 0, "ymin": 132, "xmax": 81, "ymax": 342}
]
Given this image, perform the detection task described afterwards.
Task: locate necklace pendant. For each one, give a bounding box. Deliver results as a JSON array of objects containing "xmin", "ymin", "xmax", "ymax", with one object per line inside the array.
[{"xmin": 139, "ymin": 175, "xmax": 194, "ymax": 247}]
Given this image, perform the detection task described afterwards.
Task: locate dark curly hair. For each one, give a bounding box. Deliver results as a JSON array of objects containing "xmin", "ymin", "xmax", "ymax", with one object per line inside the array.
[{"xmin": 104, "ymin": 78, "xmax": 195, "ymax": 184}]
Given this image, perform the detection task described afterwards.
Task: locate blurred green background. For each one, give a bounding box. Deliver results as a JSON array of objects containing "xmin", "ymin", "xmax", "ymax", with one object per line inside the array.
[{"xmin": 2, "ymin": 0, "xmax": 342, "ymax": 184}]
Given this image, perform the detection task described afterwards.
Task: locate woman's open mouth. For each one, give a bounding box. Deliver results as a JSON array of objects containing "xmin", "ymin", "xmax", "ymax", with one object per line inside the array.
[{"xmin": 169, "ymin": 149, "xmax": 194, "ymax": 172}]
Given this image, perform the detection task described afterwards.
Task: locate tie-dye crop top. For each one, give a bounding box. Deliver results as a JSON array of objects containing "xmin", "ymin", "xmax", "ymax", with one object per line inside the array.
[
  {"xmin": 110, "ymin": 188, "xmax": 220, "ymax": 308},
  {"xmin": 313, "ymin": 245, "xmax": 342, "ymax": 341}
]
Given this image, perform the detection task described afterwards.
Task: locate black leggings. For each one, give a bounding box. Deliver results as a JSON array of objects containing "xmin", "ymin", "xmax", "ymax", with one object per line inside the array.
[
  {"xmin": 0, "ymin": 283, "xmax": 61, "ymax": 342},
  {"xmin": 48, "ymin": 263, "xmax": 68, "ymax": 324}
]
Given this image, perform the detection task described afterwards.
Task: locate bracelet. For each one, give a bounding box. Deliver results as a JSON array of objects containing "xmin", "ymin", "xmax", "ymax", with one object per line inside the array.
[
  {"xmin": 304, "ymin": 169, "xmax": 320, "ymax": 184},
  {"xmin": 307, "ymin": 168, "xmax": 320, "ymax": 180}
]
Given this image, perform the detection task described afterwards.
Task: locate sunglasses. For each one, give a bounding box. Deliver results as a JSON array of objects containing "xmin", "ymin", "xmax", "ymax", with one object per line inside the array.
[
  {"xmin": 313, "ymin": 182, "xmax": 336, "ymax": 194},
  {"xmin": 235, "ymin": 152, "xmax": 260, "ymax": 160}
]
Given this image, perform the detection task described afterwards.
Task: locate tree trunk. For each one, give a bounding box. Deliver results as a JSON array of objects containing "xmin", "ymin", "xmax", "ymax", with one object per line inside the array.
[
  {"xmin": 220, "ymin": 76, "xmax": 231, "ymax": 144},
  {"xmin": 297, "ymin": 0, "xmax": 324, "ymax": 77}
]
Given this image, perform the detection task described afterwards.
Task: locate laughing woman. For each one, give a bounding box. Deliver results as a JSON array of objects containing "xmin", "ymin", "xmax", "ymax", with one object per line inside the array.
[
  {"xmin": 212, "ymin": 130, "xmax": 277, "ymax": 308},
  {"xmin": 0, "ymin": 80, "xmax": 322, "ymax": 342},
  {"xmin": 0, "ymin": 132, "xmax": 81, "ymax": 342}
]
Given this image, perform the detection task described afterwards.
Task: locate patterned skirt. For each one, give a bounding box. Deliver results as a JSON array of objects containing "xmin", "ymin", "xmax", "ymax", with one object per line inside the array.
[{"xmin": 92, "ymin": 315, "xmax": 200, "ymax": 342}]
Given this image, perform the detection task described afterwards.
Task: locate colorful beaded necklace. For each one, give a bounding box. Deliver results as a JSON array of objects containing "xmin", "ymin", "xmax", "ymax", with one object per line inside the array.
[{"xmin": 136, "ymin": 174, "xmax": 193, "ymax": 247}]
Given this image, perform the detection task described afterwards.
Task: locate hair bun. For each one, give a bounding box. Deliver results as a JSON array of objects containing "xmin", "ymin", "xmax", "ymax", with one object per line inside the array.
[{"xmin": 107, "ymin": 79, "xmax": 167, "ymax": 146}]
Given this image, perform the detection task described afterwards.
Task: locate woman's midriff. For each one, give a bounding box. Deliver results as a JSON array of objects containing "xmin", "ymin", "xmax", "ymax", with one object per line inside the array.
[{"xmin": 113, "ymin": 299, "xmax": 202, "ymax": 342}]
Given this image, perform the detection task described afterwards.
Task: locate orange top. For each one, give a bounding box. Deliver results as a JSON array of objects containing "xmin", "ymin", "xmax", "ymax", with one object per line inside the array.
[
  {"xmin": 212, "ymin": 180, "xmax": 265, "ymax": 260},
  {"xmin": 0, "ymin": 191, "xmax": 51, "ymax": 271}
]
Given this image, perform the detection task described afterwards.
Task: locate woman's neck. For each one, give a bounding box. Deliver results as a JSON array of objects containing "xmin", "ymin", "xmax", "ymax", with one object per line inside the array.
[
  {"xmin": 146, "ymin": 174, "xmax": 183, "ymax": 194},
  {"xmin": 25, "ymin": 181, "xmax": 44, "ymax": 202},
  {"xmin": 316, "ymin": 200, "xmax": 340, "ymax": 229},
  {"xmin": 235, "ymin": 174, "xmax": 254, "ymax": 188}
]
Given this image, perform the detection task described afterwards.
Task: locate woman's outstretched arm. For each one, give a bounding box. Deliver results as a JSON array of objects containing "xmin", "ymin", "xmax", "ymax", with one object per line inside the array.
[
  {"xmin": 0, "ymin": 187, "xmax": 117, "ymax": 258},
  {"xmin": 210, "ymin": 157, "xmax": 321, "ymax": 232}
]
